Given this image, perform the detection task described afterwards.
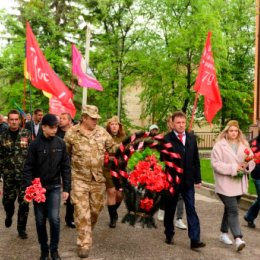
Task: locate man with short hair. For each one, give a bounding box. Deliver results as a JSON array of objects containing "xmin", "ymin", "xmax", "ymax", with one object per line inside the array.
[
  {"xmin": 25, "ymin": 108, "xmax": 44, "ymax": 138},
  {"xmin": 0, "ymin": 109, "xmax": 32, "ymax": 239},
  {"xmin": 23, "ymin": 113, "xmax": 71, "ymax": 260},
  {"xmin": 56, "ymin": 112, "xmax": 73, "ymax": 139},
  {"xmin": 162, "ymin": 111, "xmax": 205, "ymax": 249},
  {"xmin": 64, "ymin": 105, "xmax": 117, "ymax": 258}
]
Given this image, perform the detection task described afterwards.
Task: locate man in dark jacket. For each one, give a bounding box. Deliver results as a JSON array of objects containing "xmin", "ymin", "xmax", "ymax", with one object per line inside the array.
[
  {"xmin": 23, "ymin": 113, "xmax": 71, "ymax": 260},
  {"xmin": 244, "ymin": 134, "xmax": 260, "ymax": 228},
  {"xmin": 0, "ymin": 114, "xmax": 8, "ymax": 134},
  {"xmin": 25, "ymin": 108, "xmax": 43, "ymax": 139},
  {"xmin": 162, "ymin": 111, "xmax": 205, "ymax": 249}
]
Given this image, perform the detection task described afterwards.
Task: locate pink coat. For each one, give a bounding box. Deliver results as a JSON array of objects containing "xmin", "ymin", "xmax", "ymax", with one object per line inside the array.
[{"xmin": 211, "ymin": 138, "xmax": 255, "ymax": 196}]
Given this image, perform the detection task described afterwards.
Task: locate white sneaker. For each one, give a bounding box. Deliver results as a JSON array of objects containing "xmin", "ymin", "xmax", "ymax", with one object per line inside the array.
[
  {"xmin": 175, "ymin": 218, "xmax": 187, "ymax": 230},
  {"xmin": 219, "ymin": 233, "xmax": 233, "ymax": 245},
  {"xmin": 235, "ymin": 238, "xmax": 246, "ymax": 251},
  {"xmin": 157, "ymin": 209, "xmax": 165, "ymax": 221}
]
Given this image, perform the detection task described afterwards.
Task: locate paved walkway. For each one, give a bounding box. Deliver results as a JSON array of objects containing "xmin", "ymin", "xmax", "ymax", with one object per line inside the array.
[{"xmin": 0, "ymin": 183, "xmax": 260, "ymax": 260}]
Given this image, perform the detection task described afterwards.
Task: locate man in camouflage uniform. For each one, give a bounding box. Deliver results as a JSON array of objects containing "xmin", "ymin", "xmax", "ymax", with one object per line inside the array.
[
  {"xmin": 64, "ymin": 105, "xmax": 117, "ymax": 258},
  {"xmin": 0, "ymin": 109, "xmax": 32, "ymax": 239}
]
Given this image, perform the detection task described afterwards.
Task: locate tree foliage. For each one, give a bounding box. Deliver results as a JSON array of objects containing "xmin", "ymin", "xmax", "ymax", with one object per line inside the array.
[{"xmin": 0, "ymin": 0, "xmax": 256, "ymax": 131}]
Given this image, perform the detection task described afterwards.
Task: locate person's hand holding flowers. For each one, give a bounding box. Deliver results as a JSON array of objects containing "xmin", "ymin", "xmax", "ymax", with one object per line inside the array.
[{"xmin": 236, "ymin": 148, "xmax": 253, "ymax": 179}]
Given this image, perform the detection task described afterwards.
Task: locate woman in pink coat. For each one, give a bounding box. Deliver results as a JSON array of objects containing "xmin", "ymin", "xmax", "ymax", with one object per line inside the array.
[{"xmin": 211, "ymin": 120, "xmax": 255, "ymax": 252}]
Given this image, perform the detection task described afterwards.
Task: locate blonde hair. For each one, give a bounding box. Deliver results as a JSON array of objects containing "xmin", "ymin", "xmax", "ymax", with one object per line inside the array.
[{"xmin": 216, "ymin": 122, "xmax": 249, "ymax": 146}]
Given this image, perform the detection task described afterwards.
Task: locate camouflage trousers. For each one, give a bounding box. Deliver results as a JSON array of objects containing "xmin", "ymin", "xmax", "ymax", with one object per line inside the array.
[
  {"xmin": 2, "ymin": 178, "xmax": 29, "ymax": 232},
  {"xmin": 71, "ymin": 179, "xmax": 106, "ymax": 250}
]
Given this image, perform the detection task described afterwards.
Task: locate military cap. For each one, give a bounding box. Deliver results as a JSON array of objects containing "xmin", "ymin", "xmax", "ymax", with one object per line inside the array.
[{"xmin": 82, "ymin": 105, "xmax": 101, "ymax": 119}]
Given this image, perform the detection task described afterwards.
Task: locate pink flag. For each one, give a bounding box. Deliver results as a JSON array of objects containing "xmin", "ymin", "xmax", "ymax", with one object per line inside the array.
[{"xmin": 72, "ymin": 44, "xmax": 103, "ymax": 91}]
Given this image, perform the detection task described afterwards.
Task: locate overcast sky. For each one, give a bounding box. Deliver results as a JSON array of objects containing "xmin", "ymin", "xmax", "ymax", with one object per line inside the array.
[{"xmin": 0, "ymin": 1, "xmax": 16, "ymax": 10}]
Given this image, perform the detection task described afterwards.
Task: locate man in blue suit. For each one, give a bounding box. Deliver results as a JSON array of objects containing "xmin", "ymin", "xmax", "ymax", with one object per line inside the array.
[{"xmin": 162, "ymin": 111, "xmax": 205, "ymax": 250}]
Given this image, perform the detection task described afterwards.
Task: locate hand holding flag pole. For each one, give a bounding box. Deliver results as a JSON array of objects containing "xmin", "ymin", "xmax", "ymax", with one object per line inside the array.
[{"xmin": 189, "ymin": 32, "xmax": 222, "ymax": 132}]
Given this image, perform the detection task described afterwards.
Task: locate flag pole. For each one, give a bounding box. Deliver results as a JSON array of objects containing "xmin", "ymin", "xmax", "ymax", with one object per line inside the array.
[
  {"xmin": 82, "ymin": 25, "xmax": 91, "ymax": 107},
  {"xmin": 188, "ymin": 92, "xmax": 199, "ymax": 132},
  {"xmin": 117, "ymin": 68, "xmax": 122, "ymax": 120},
  {"xmin": 71, "ymin": 44, "xmax": 75, "ymax": 94}
]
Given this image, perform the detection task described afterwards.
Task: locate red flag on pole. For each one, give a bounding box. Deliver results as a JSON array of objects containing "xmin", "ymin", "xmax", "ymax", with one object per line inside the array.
[
  {"xmin": 194, "ymin": 32, "xmax": 222, "ymax": 123},
  {"xmin": 72, "ymin": 44, "xmax": 103, "ymax": 91},
  {"xmin": 49, "ymin": 96, "xmax": 76, "ymax": 118},
  {"xmin": 26, "ymin": 22, "xmax": 73, "ymax": 105}
]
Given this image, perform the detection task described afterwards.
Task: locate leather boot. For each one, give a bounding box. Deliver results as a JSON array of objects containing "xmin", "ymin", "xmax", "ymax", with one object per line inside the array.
[{"xmin": 108, "ymin": 205, "xmax": 118, "ymax": 228}]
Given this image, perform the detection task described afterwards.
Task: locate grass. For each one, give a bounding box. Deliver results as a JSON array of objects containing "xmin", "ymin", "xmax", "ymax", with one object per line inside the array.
[{"xmin": 200, "ymin": 159, "xmax": 256, "ymax": 195}]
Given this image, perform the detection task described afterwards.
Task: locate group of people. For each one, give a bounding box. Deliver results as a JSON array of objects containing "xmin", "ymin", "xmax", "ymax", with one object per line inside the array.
[{"xmin": 0, "ymin": 106, "xmax": 260, "ymax": 260}]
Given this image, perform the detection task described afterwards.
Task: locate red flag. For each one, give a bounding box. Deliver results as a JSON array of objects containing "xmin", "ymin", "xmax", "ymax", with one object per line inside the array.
[
  {"xmin": 26, "ymin": 22, "xmax": 73, "ymax": 105},
  {"xmin": 194, "ymin": 32, "xmax": 222, "ymax": 123},
  {"xmin": 49, "ymin": 95, "xmax": 76, "ymax": 118},
  {"xmin": 72, "ymin": 44, "xmax": 103, "ymax": 91}
]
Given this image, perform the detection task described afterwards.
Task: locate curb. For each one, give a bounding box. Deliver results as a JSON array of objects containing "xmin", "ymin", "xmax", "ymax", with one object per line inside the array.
[{"xmin": 198, "ymin": 182, "xmax": 256, "ymax": 211}]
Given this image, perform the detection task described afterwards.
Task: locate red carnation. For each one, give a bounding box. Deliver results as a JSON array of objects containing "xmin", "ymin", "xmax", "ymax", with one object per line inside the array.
[
  {"xmin": 140, "ymin": 198, "xmax": 154, "ymax": 211},
  {"xmin": 24, "ymin": 178, "xmax": 46, "ymax": 203}
]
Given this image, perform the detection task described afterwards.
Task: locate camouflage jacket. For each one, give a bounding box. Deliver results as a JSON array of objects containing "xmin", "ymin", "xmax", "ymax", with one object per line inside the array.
[
  {"xmin": 0, "ymin": 128, "xmax": 32, "ymax": 180},
  {"xmin": 64, "ymin": 124, "xmax": 117, "ymax": 183}
]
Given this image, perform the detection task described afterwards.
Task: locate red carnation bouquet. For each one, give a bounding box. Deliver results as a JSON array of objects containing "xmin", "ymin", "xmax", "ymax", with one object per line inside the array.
[
  {"xmin": 251, "ymin": 140, "xmax": 260, "ymax": 163},
  {"xmin": 24, "ymin": 178, "xmax": 46, "ymax": 203},
  {"xmin": 122, "ymin": 147, "xmax": 169, "ymax": 227},
  {"xmin": 236, "ymin": 148, "xmax": 254, "ymax": 179}
]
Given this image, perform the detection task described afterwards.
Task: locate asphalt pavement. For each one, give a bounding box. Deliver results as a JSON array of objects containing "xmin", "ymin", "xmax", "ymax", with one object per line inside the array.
[{"xmin": 0, "ymin": 182, "xmax": 260, "ymax": 260}]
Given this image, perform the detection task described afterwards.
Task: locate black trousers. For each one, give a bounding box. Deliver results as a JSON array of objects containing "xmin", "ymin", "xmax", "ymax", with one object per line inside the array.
[
  {"xmin": 65, "ymin": 194, "xmax": 74, "ymax": 224},
  {"xmin": 164, "ymin": 186, "xmax": 200, "ymax": 242}
]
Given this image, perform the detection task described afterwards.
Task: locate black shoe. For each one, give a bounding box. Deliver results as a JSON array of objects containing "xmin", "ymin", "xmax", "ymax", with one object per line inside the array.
[
  {"xmin": 190, "ymin": 241, "xmax": 206, "ymax": 249},
  {"xmin": 39, "ymin": 251, "xmax": 50, "ymax": 260},
  {"xmin": 66, "ymin": 222, "xmax": 76, "ymax": 228},
  {"xmin": 51, "ymin": 251, "xmax": 61, "ymax": 260},
  {"xmin": 165, "ymin": 236, "xmax": 174, "ymax": 245},
  {"xmin": 18, "ymin": 231, "xmax": 28, "ymax": 239},
  {"xmin": 244, "ymin": 215, "xmax": 256, "ymax": 228},
  {"xmin": 5, "ymin": 216, "xmax": 12, "ymax": 228}
]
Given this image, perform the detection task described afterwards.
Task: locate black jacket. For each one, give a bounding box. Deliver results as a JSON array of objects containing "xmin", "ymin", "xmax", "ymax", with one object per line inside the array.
[
  {"xmin": 163, "ymin": 131, "xmax": 201, "ymax": 190},
  {"xmin": 23, "ymin": 133, "xmax": 71, "ymax": 192},
  {"xmin": 250, "ymin": 135, "xmax": 260, "ymax": 180},
  {"xmin": 25, "ymin": 121, "xmax": 42, "ymax": 139}
]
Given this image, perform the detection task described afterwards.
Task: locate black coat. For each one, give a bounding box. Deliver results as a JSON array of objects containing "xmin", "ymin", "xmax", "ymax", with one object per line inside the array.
[
  {"xmin": 163, "ymin": 131, "xmax": 201, "ymax": 190},
  {"xmin": 23, "ymin": 133, "xmax": 71, "ymax": 192},
  {"xmin": 250, "ymin": 135, "xmax": 260, "ymax": 180},
  {"xmin": 25, "ymin": 121, "xmax": 42, "ymax": 139}
]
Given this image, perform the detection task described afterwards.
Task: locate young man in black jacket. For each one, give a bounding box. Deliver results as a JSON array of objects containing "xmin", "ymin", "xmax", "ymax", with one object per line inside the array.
[{"xmin": 23, "ymin": 114, "xmax": 71, "ymax": 260}]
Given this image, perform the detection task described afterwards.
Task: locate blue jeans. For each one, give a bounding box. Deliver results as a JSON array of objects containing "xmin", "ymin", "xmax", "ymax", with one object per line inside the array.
[
  {"xmin": 33, "ymin": 187, "xmax": 61, "ymax": 253},
  {"xmin": 245, "ymin": 179, "xmax": 260, "ymax": 222}
]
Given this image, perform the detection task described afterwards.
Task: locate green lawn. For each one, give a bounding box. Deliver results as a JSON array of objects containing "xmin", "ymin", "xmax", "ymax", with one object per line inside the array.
[{"xmin": 200, "ymin": 159, "xmax": 256, "ymax": 195}]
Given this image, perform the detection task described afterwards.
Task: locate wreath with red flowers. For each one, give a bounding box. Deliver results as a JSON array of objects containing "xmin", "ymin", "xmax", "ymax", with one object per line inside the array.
[{"xmin": 110, "ymin": 131, "xmax": 183, "ymax": 228}]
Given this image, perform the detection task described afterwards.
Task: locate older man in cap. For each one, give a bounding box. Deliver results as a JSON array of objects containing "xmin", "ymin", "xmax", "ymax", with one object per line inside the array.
[{"xmin": 64, "ymin": 105, "xmax": 117, "ymax": 258}]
